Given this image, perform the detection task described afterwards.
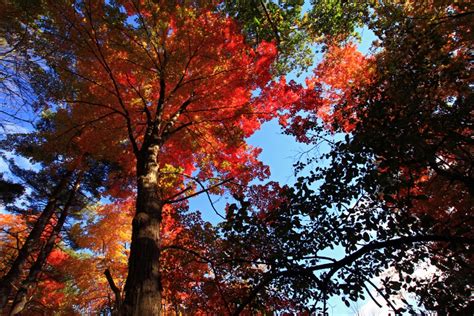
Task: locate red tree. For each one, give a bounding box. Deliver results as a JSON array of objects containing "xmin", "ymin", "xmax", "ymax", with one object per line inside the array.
[{"xmin": 34, "ymin": 1, "xmax": 279, "ymax": 314}]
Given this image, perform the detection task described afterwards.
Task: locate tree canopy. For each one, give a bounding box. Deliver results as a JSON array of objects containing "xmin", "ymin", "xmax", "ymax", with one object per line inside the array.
[{"xmin": 0, "ymin": 0, "xmax": 472, "ymax": 315}]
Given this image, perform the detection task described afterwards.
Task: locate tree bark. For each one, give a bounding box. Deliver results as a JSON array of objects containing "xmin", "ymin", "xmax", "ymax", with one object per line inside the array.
[
  {"xmin": 122, "ymin": 143, "xmax": 163, "ymax": 316},
  {"xmin": 8, "ymin": 176, "xmax": 80, "ymax": 315},
  {"xmin": 104, "ymin": 268, "xmax": 122, "ymax": 316},
  {"xmin": 0, "ymin": 171, "xmax": 72, "ymax": 310}
]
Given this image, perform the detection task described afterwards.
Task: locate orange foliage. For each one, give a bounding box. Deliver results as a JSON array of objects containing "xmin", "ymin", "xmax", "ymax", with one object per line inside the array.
[
  {"xmin": 0, "ymin": 214, "xmax": 29, "ymax": 273},
  {"xmin": 268, "ymin": 43, "xmax": 373, "ymax": 143},
  {"xmin": 308, "ymin": 43, "xmax": 373, "ymax": 131}
]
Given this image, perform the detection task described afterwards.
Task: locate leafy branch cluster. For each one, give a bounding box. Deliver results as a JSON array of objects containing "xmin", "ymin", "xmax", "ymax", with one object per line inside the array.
[{"xmin": 0, "ymin": 0, "xmax": 472, "ymax": 315}]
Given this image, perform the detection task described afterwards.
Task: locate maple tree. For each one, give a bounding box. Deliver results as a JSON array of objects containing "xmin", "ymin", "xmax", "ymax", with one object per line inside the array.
[
  {"xmin": 7, "ymin": 1, "xmax": 281, "ymax": 315},
  {"xmin": 0, "ymin": 0, "xmax": 472, "ymax": 315},
  {"xmin": 0, "ymin": 198, "xmax": 126, "ymax": 315}
]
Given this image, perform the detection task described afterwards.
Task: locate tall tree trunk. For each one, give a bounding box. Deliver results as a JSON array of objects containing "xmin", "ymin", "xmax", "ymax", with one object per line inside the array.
[
  {"xmin": 0, "ymin": 171, "xmax": 72, "ymax": 309},
  {"xmin": 122, "ymin": 143, "xmax": 163, "ymax": 316},
  {"xmin": 8, "ymin": 176, "xmax": 81, "ymax": 315}
]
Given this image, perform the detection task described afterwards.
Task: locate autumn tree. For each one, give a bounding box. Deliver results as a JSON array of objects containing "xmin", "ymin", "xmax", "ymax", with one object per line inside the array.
[
  {"xmin": 0, "ymin": 153, "xmax": 78, "ymax": 309},
  {"xmin": 213, "ymin": 24, "xmax": 472, "ymax": 310},
  {"xmin": 1, "ymin": 0, "xmax": 471, "ymax": 314},
  {"xmin": 9, "ymin": 1, "xmax": 283, "ymax": 314},
  {"xmin": 182, "ymin": 1, "xmax": 472, "ymax": 314},
  {"xmin": 0, "ymin": 127, "xmax": 116, "ymax": 312},
  {"xmin": 345, "ymin": 2, "xmax": 473, "ymax": 312},
  {"xmin": 247, "ymin": 0, "xmax": 473, "ymax": 313}
]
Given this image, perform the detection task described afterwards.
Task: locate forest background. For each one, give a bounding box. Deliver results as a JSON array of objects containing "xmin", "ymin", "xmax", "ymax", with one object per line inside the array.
[{"xmin": 0, "ymin": 0, "xmax": 472, "ymax": 315}]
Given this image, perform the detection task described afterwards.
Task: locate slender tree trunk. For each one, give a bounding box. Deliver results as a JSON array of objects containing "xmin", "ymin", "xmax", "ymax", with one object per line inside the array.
[
  {"xmin": 104, "ymin": 268, "xmax": 122, "ymax": 316},
  {"xmin": 122, "ymin": 143, "xmax": 163, "ymax": 316},
  {"xmin": 8, "ymin": 176, "xmax": 80, "ymax": 315},
  {"xmin": 0, "ymin": 171, "xmax": 72, "ymax": 309}
]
